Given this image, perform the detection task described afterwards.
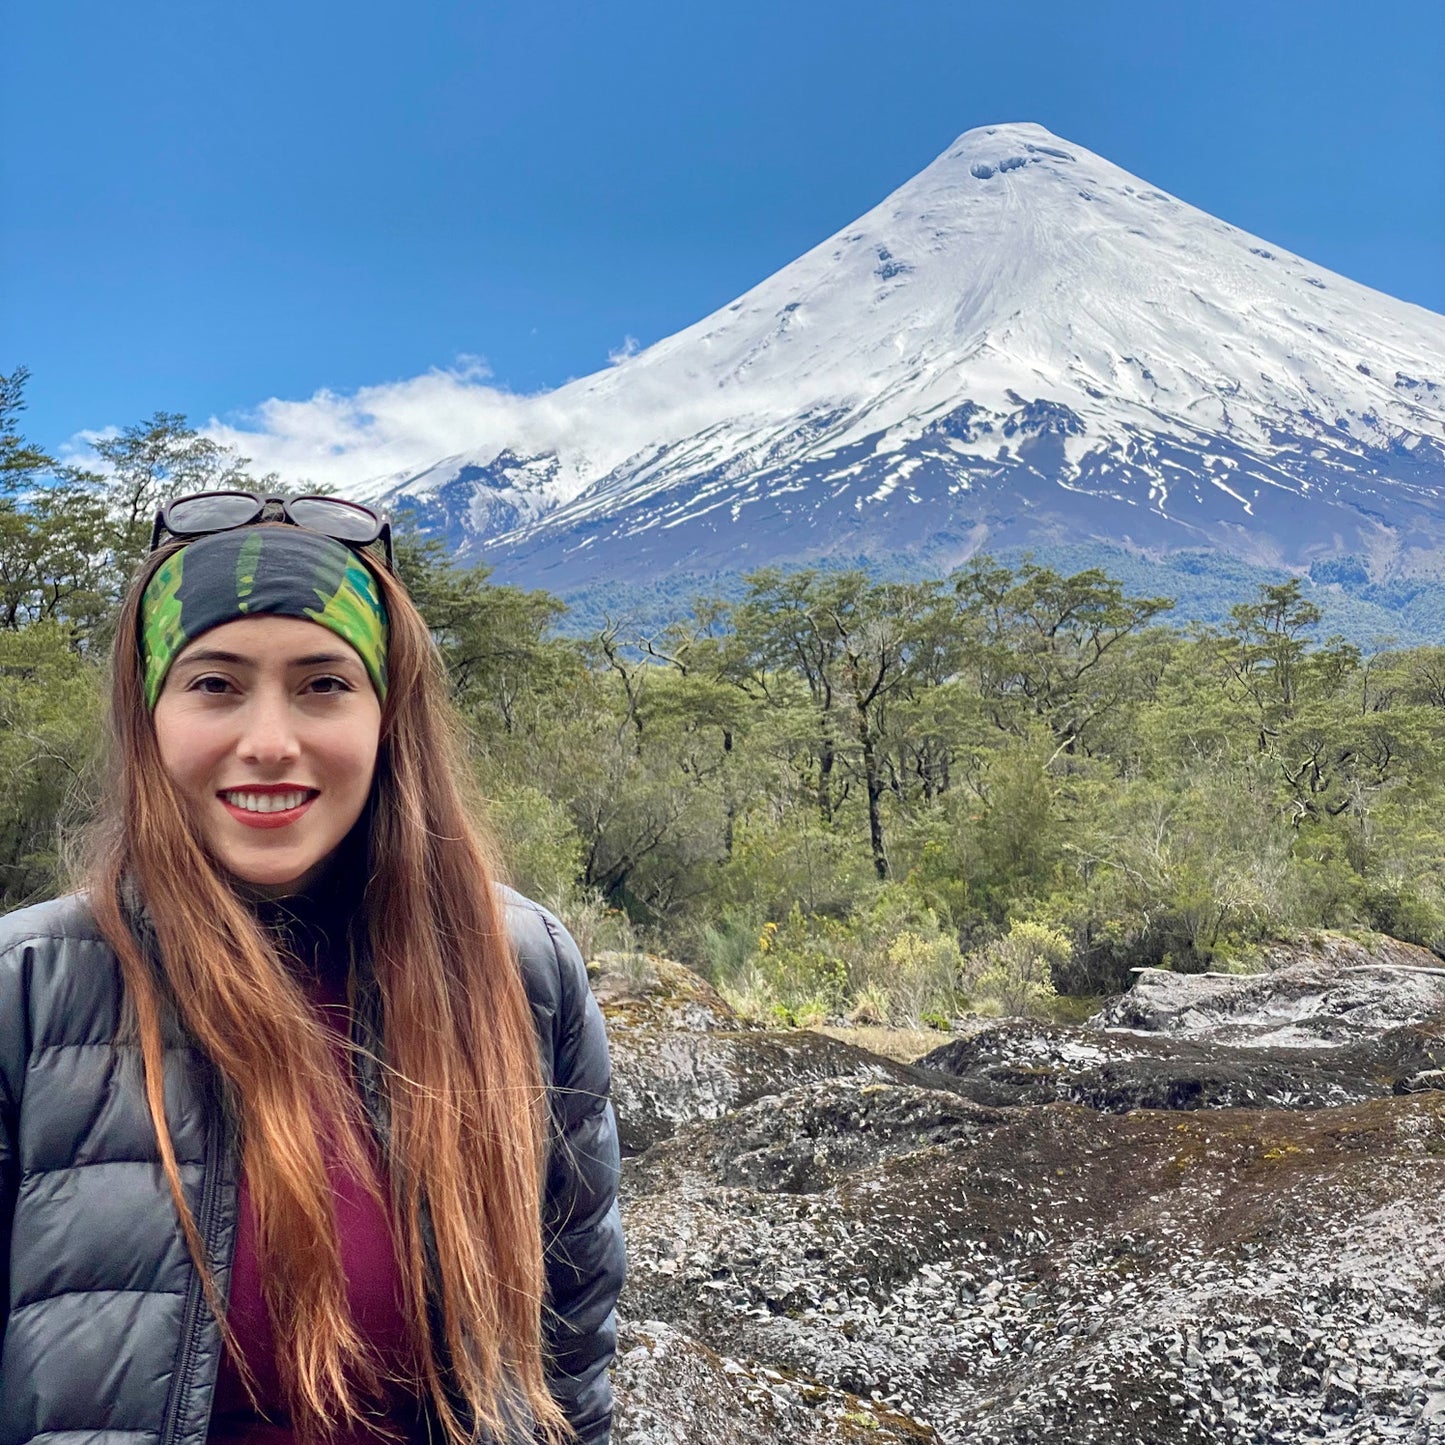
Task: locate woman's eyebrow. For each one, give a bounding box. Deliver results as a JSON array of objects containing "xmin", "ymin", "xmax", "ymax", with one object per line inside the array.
[
  {"xmin": 173, "ymin": 649, "xmax": 360, "ymax": 668},
  {"xmin": 174, "ymin": 648, "xmax": 252, "ymax": 667}
]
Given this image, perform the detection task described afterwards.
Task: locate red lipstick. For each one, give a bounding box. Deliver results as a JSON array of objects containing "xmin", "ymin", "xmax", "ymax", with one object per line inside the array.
[{"xmin": 216, "ymin": 783, "xmax": 319, "ymax": 831}]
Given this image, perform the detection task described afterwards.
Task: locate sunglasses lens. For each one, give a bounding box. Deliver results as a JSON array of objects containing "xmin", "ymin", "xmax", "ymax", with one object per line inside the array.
[
  {"xmin": 288, "ymin": 497, "xmax": 381, "ymax": 543},
  {"xmin": 165, "ymin": 492, "xmax": 260, "ymax": 534}
]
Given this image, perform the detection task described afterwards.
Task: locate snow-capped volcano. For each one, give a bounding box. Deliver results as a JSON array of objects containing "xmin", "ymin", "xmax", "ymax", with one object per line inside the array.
[{"xmin": 368, "ymin": 122, "xmax": 1445, "ymax": 588}]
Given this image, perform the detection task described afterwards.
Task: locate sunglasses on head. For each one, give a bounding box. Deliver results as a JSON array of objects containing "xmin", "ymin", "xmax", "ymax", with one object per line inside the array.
[{"xmin": 149, "ymin": 491, "xmax": 395, "ymax": 571}]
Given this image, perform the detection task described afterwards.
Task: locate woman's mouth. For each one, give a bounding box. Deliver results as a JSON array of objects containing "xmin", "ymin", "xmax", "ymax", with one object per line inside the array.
[{"xmin": 217, "ymin": 787, "xmax": 319, "ymax": 829}]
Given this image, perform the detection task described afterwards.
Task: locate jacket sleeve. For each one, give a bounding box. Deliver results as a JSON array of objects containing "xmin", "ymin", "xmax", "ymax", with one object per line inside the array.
[
  {"xmin": 0, "ymin": 936, "xmax": 27, "ymax": 1359},
  {"xmin": 517, "ymin": 900, "xmax": 625, "ymax": 1445}
]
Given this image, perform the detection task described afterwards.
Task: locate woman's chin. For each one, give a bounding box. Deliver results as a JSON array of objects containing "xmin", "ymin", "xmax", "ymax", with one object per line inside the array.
[{"xmin": 223, "ymin": 852, "xmax": 333, "ymax": 898}]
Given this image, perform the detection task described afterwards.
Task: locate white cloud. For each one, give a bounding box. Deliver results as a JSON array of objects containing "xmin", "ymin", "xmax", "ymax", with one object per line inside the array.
[
  {"xmin": 59, "ymin": 425, "xmax": 121, "ymax": 472},
  {"xmin": 165, "ymin": 346, "xmax": 789, "ymax": 504},
  {"xmin": 608, "ymin": 335, "xmax": 640, "ymax": 365},
  {"xmin": 203, "ymin": 360, "xmax": 545, "ymax": 495},
  {"xmin": 187, "ymin": 350, "xmax": 749, "ymax": 500},
  {"xmin": 57, "ymin": 267, "xmax": 850, "ymax": 507}
]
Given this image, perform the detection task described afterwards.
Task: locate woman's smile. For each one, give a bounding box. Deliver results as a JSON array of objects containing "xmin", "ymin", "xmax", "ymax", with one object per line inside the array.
[{"xmin": 218, "ymin": 783, "xmax": 322, "ymax": 828}]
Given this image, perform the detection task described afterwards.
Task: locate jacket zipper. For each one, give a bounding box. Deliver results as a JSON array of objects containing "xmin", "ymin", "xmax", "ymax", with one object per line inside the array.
[{"xmin": 159, "ymin": 1103, "xmax": 226, "ymax": 1445}]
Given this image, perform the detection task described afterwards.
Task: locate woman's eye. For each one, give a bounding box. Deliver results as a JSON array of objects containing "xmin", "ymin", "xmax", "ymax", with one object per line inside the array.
[
  {"xmin": 189, "ymin": 675, "xmax": 234, "ymax": 695},
  {"xmin": 306, "ymin": 675, "xmax": 353, "ymax": 695}
]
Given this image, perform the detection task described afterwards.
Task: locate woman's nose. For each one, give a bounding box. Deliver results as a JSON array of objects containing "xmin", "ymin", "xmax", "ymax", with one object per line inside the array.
[{"xmin": 235, "ymin": 691, "xmax": 301, "ymax": 764}]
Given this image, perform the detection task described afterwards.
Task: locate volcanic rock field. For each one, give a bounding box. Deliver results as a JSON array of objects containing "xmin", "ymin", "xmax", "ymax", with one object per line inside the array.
[{"xmin": 598, "ymin": 941, "xmax": 1445, "ymax": 1444}]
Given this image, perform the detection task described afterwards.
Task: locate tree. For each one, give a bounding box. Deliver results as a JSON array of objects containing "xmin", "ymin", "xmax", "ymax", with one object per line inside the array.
[
  {"xmin": 724, "ymin": 568, "xmax": 851, "ymax": 825},
  {"xmin": 89, "ymin": 412, "xmax": 257, "ymax": 575},
  {"xmin": 394, "ymin": 534, "xmax": 576, "ymax": 736},
  {"xmin": 825, "ymin": 577, "xmax": 943, "ymax": 879},
  {"xmin": 951, "ymin": 557, "xmax": 1174, "ymax": 752},
  {"xmin": 0, "ymin": 368, "xmax": 115, "ymax": 637},
  {"xmin": 0, "ymin": 368, "xmax": 52, "ymax": 486},
  {"xmin": 1219, "ymin": 578, "xmax": 1326, "ymax": 725},
  {"xmin": 721, "ymin": 569, "xmax": 948, "ymax": 879}
]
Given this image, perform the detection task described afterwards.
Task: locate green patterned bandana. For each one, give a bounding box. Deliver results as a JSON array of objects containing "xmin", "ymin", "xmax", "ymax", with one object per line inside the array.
[{"xmin": 140, "ymin": 527, "xmax": 389, "ymax": 708}]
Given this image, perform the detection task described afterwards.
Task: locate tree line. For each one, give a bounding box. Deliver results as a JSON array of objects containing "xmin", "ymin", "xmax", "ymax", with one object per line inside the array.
[{"xmin": 6, "ymin": 368, "xmax": 1445, "ymax": 1024}]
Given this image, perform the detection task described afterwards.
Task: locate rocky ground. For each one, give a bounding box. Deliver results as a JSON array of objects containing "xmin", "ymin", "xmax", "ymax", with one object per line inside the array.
[{"xmin": 597, "ymin": 940, "xmax": 1445, "ymax": 1445}]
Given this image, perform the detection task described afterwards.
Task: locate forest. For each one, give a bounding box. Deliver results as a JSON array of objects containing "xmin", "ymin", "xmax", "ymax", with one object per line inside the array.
[{"xmin": 6, "ymin": 367, "xmax": 1445, "ymax": 1027}]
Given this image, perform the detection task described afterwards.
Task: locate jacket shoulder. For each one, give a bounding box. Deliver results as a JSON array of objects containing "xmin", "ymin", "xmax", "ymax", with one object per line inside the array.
[
  {"xmin": 0, "ymin": 892, "xmax": 106, "ymax": 956},
  {"xmin": 0, "ymin": 893, "xmax": 120, "ymax": 1075},
  {"xmin": 501, "ymin": 891, "xmax": 622, "ymax": 1441},
  {"xmin": 500, "ymin": 887, "xmax": 604, "ymax": 1080},
  {"xmin": 500, "ymin": 886, "xmax": 585, "ymax": 1017}
]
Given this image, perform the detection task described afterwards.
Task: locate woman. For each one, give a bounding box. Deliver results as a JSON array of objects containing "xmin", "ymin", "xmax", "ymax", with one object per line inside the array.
[{"xmin": 0, "ymin": 494, "xmax": 624, "ymax": 1445}]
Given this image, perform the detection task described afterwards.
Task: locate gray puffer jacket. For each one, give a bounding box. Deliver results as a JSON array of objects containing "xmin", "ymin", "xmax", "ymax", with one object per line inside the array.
[{"xmin": 0, "ymin": 888, "xmax": 624, "ymax": 1445}]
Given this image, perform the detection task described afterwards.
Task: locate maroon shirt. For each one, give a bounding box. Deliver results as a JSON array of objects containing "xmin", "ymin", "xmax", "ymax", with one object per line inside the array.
[{"xmin": 208, "ymin": 887, "xmax": 424, "ymax": 1443}]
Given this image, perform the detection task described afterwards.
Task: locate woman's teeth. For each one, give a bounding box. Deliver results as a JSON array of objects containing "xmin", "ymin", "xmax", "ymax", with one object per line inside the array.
[{"xmin": 222, "ymin": 790, "xmax": 310, "ymax": 814}]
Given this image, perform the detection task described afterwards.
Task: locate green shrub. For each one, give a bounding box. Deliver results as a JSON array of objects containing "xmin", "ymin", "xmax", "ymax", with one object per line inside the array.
[
  {"xmin": 1358, "ymin": 876, "xmax": 1445, "ymax": 952},
  {"xmin": 878, "ymin": 929, "xmax": 966, "ymax": 1026},
  {"xmin": 484, "ymin": 783, "xmax": 585, "ymax": 903},
  {"xmin": 714, "ymin": 806, "xmax": 878, "ymax": 921},
  {"xmin": 695, "ymin": 909, "xmax": 765, "ymax": 984},
  {"xmin": 0, "ymin": 624, "xmax": 104, "ymax": 905},
  {"xmin": 750, "ymin": 907, "xmax": 850, "ymax": 1018},
  {"xmin": 966, "ymin": 920, "xmax": 1069, "ymax": 1017}
]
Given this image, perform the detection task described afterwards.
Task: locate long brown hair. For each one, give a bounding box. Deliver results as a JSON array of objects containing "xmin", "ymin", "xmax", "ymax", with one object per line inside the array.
[{"xmin": 85, "ymin": 534, "xmax": 570, "ymax": 1443}]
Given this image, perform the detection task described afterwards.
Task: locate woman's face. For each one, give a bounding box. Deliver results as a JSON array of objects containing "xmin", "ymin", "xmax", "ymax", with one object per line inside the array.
[{"xmin": 152, "ymin": 615, "xmax": 383, "ymax": 895}]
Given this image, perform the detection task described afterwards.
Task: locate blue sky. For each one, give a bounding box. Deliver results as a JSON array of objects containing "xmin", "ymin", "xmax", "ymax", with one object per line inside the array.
[{"xmin": 3, "ymin": 0, "xmax": 1442, "ymax": 460}]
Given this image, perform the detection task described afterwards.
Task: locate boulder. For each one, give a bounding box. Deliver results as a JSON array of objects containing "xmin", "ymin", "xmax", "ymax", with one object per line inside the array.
[
  {"xmin": 1094, "ymin": 932, "xmax": 1445, "ymax": 1046},
  {"xmin": 916, "ymin": 1016, "xmax": 1445, "ymax": 1111},
  {"xmin": 590, "ymin": 952, "xmax": 746, "ymax": 1034},
  {"xmin": 917, "ymin": 932, "xmax": 1445, "ymax": 1113}
]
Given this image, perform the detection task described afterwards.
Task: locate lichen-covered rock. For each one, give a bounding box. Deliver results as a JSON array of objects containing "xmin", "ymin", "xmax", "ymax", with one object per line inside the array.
[
  {"xmin": 1397, "ymin": 1068, "xmax": 1445, "ymax": 1094},
  {"xmin": 620, "ymin": 1079, "xmax": 1445, "ymax": 1444},
  {"xmin": 1094, "ymin": 933, "xmax": 1445, "ymax": 1046},
  {"xmin": 600, "ymin": 944, "xmax": 1445, "ymax": 1442},
  {"xmin": 612, "ymin": 1318, "xmax": 940, "ymax": 1444},
  {"xmin": 591, "ymin": 952, "xmax": 746, "ymax": 1033},
  {"xmin": 916, "ymin": 933, "xmax": 1445, "ymax": 1114},
  {"xmin": 915, "ymin": 1016, "xmax": 1445, "ymax": 1111},
  {"xmin": 607, "ymin": 1026, "xmax": 961, "ymax": 1155},
  {"xmin": 592, "ymin": 952, "xmax": 962, "ymax": 1154}
]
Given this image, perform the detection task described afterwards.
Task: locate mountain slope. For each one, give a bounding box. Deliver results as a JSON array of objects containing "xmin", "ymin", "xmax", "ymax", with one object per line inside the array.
[{"xmin": 367, "ymin": 122, "xmax": 1445, "ymax": 592}]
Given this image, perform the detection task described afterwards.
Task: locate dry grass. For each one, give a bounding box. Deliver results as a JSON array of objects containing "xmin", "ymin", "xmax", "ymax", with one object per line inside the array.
[{"xmin": 810, "ymin": 1023, "xmax": 952, "ymax": 1065}]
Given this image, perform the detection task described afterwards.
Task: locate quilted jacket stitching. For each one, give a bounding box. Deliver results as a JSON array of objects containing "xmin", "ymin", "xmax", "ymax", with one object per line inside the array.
[{"xmin": 12, "ymin": 1287, "xmax": 189, "ymax": 1309}]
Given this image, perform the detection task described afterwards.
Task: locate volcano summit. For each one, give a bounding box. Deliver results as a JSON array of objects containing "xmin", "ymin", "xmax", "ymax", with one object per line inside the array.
[{"xmin": 365, "ymin": 123, "xmax": 1445, "ymax": 597}]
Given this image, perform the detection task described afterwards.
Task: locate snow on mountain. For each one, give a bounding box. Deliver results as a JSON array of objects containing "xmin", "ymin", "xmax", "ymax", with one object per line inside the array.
[{"xmin": 366, "ymin": 122, "xmax": 1445, "ymax": 590}]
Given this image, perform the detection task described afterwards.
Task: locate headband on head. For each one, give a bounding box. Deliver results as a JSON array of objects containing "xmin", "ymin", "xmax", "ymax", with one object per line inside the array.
[{"xmin": 140, "ymin": 527, "xmax": 390, "ymax": 708}]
